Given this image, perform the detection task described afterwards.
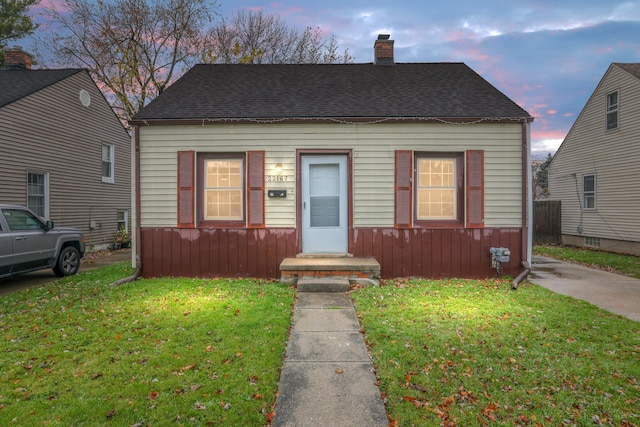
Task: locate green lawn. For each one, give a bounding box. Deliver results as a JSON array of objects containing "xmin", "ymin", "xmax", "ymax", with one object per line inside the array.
[
  {"xmin": 2, "ymin": 255, "xmax": 639, "ymax": 426},
  {"xmin": 534, "ymin": 245, "xmax": 640, "ymax": 278},
  {"xmin": 0, "ymin": 263, "xmax": 295, "ymax": 426},
  {"xmin": 352, "ymin": 278, "xmax": 640, "ymax": 426}
]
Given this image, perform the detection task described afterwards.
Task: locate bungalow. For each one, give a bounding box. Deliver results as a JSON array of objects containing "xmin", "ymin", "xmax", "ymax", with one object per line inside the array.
[
  {"xmin": 548, "ymin": 63, "xmax": 640, "ymax": 255},
  {"xmin": 130, "ymin": 35, "xmax": 533, "ymax": 281},
  {"xmin": 0, "ymin": 46, "xmax": 131, "ymax": 251}
]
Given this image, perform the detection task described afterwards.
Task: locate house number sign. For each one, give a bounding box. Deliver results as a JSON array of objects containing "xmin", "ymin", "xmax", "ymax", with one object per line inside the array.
[{"xmin": 266, "ymin": 175, "xmax": 289, "ymax": 182}]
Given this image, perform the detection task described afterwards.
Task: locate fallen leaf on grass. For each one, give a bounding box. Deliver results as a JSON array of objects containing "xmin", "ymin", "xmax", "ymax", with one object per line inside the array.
[
  {"xmin": 148, "ymin": 391, "xmax": 159, "ymax": 400},
  {"xmin": 106, "ymin": 409, "xmax": 116, "ymax": 419}
]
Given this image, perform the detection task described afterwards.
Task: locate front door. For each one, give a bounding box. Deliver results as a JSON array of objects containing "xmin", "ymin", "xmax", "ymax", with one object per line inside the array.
[{"xmin": 301, "ymin": 155, "xmax": 348, "ymax": 253}]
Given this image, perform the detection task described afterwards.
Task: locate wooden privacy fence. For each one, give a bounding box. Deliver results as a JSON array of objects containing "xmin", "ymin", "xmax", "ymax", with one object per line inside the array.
[{"xmin": 533, "ymin": 200, "xmax": 561, "ymax": 245}]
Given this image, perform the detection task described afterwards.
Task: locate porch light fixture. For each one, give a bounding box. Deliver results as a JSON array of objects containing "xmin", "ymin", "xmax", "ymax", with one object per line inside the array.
[{"xmin": 275, "ymin": 163, "xmax": 283, "ymax": 173}]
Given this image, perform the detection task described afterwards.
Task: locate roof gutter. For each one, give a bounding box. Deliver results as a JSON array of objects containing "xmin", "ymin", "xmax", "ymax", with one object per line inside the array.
[{"xmin": 129, "ymin": 116, "xmax": 534, "ymax": 127}]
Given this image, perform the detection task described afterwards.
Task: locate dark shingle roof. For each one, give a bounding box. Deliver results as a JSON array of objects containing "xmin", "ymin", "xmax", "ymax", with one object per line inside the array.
[
  {"xmin": 132, "ymin": 63, "xmax": 531, "ymax": 122},
  {"xmin": 615, "ymin": 63, "xmax": 640, "ymax": 79},
  {"xmin": 0, "ymin": 69, "xmax": 84, "ymax": 108}
]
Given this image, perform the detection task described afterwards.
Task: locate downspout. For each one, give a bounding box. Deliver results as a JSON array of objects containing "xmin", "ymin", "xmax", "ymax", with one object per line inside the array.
[
  {"xmin": 512, "ymin": 120, "xmax": 533, "ymax": 290},
  {"xmin": 110, "ymin": 124, "xmax": 143, "ymax": 286}
]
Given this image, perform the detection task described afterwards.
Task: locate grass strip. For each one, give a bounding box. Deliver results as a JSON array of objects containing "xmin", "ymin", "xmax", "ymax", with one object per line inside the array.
[
  {"xmin": 352, "ymin": 278, "xmax": 640, "ymax": 426},
  {"xmin": 0, "ymin": 263, "xmax": 295, "ymax": 426},
  {"xmin": 534, "ymin": 245, "xmax": 640, "ymax": 278}
]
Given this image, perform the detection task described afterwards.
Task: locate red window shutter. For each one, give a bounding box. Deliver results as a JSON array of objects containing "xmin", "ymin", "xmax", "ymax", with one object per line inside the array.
[
  {"xmin": 466, "ymin": 150, "xmax": 484, "ymax": 228},
  {"xmin": 247, "ymin": 150, "xmax": 265, "ymax": 228},
  {"xmin": 177, "ymin": 150, "xmax": 195, "ymax": 228},
  {"xmin": 395, "ymin": 150, "xmax": 413, "ymax": 228}
]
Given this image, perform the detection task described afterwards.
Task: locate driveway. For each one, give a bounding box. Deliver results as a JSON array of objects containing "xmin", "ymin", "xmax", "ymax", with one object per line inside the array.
[
  {"xmin": 0, "ymin": 250, "xmax": 132, "ymax": 296},
  {"xmin": 529, "ymin": 255, "xmax": 640, "ymax": 322}
]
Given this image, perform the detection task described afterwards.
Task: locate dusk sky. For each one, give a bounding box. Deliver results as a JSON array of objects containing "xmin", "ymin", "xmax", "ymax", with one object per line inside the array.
[{"xmin": 17, "ymin": 0, "xmax": 640, "ymax": 156}]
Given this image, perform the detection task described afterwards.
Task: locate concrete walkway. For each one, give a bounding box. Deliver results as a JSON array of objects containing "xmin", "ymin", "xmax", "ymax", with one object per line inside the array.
[
  {"xmin": 529, "ymin": 255, "xmax": 640, "ymax": 322},
  {"xmin": 271, "ymin": 292, "xmax": 388, "ymax": 427}
]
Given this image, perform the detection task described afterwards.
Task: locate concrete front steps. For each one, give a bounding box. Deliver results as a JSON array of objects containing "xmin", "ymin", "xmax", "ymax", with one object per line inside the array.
[{"xmin": 279, "ymin": 256, "xmax": 381, "ymax": 291}]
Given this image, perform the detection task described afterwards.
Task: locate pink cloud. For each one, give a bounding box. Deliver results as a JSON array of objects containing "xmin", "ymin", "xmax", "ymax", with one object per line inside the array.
[
  {"xmin": 547, "ymin": 109, "xmax": 557, "ymax": 115},
  {"xmin": 532, "ymin": 130, "xmax": 567, "ymax": 140},
  {"xmin": 33, "ymin": 0, "xmax": 70, "ymax": 13},
  {"xmin": 563, "ymin": 112, "xmax": 574, "ymax": 117}
]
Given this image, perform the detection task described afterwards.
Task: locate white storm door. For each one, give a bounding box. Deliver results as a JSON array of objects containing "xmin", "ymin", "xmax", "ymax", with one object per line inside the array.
[{"xmin": 301, "ymin": 155, "xmax": 348, "ymax": 253}]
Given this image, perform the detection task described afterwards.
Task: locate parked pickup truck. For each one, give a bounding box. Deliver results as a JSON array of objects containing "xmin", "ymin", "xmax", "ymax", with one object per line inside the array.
[{"xmin": 0, "ymin": 204, "xmax": 85, "ymax": 279}]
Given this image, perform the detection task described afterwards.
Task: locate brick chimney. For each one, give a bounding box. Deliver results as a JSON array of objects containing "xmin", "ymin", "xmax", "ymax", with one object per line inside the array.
[
  {"xmin": 374, "ymin": 34, "xmax": 394, "ymax": 65},
  {"xmin": 2, "ymin": 46, "xmax": 34, "ymax": 70}
]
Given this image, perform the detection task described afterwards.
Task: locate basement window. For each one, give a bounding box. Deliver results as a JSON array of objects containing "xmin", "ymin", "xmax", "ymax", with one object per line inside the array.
[{"xmin": 584, "ymin": 236, "xmax": 600, "ymax": 248}]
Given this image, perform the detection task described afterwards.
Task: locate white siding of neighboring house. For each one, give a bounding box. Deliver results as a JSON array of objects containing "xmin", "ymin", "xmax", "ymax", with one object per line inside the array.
[
  {"xmin": 137, "ymin": 122, "xmax": 524, "ymax": 229},
  {"xmin": 549, "ymin": 64, "xmax": 640, "ymax": 250},
  {"xmin": 0, "ymin": 71, "xmax": 131, "ymax": 250}
]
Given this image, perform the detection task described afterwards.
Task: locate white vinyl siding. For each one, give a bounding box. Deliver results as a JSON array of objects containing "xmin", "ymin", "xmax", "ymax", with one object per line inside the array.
[
  {"xmin": 549, "ymin": 64, "xmax": 640, "ymax": 245},
  {"xmin": 137, "ymin": 122, "xmax": 524, "ymax": 228}
]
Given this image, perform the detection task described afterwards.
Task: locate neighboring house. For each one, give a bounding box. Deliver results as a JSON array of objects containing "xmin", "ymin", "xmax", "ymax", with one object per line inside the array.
[
  {"xmin": 548, "ymin": 63, "xmax": 640, "ymax": 255},
  {"xmin": 130, "ymin": 35, "xmax": 533, "ymax": 280},
  {"xmin": 0, "ymin": 47, "xmax": 131, "ymax": 251}
]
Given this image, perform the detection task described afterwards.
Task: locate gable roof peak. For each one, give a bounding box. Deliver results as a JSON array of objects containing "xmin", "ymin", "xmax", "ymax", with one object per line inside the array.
[{"xmin": 613, "ymin": 62, "xmax": 640, "ymax": 79}]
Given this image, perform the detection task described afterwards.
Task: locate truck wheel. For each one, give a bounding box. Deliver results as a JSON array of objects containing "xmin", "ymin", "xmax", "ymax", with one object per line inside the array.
[{"xmin": 53, "ymin": 246, "xmax": 81, "ymax": 277}]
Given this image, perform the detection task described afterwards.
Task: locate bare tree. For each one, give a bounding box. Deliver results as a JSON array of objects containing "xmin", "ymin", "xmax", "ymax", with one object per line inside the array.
[
  {"xmin": 43, "ymin": 0, "xmax": 218, "ymax": 123},
  {"xmin": 203, "ymin": 10, "xmax": 352, "ymax": 64}
]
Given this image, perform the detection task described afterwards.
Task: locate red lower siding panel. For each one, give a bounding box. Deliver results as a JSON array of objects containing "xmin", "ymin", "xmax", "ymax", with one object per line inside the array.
[
  {"xmin": 352, "ymin": 228, "xmax": 523, "ymax": 279},
  {"xmin": 140, "ymin": 227, "xmax": 523, "ymax": 279},
  {"xmin": 140, "ymin": 228, "xmax": 297, "ymax": 279}
]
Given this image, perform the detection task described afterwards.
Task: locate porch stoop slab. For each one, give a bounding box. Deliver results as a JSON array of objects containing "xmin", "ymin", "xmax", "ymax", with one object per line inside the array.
[
  {"xmin": 280, "ymin": 257, "xmax": 381, "ymax": 287},
  {"xmin": 297, "ymin": 278, "xmax": 350, "ymax": 292}
]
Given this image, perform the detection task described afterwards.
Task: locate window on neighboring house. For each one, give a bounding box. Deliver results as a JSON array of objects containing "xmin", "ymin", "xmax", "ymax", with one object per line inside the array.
[
  {"xmin": 606, "ymin": 91, "xmax": 618, "ymax": 130},
  {"xmin": 27, "ymin": 171, "xmax": 48, "ymax": 218},
  {"xmin": 102, "ymin": 143, "xmax": 115, "ymax": 183},
  {"xmin": 117, "ymin": 210, "xmax": 129, "ymax": 231},
  {"xmin": 583, "ymin": 174, "xmax": 596, "ymax": 209}
]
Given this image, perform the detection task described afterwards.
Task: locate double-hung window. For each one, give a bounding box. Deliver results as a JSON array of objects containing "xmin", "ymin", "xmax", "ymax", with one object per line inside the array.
[
  {"xmin": 27, "ymin": 171, "xmax": 48, "ymax": 217},
  {"xmin": 606, "ymin": 91, "xmax": 618, "ymax": 130},
  {"xmin": 583, "ymin": 174, "xmax": 596, "ymax": 209},
  {"xmin": 179, "ymin": 151, "xmax": 264, "ymax": 229},
  {"xmin": 395, "ymin": 150, "xmax": 482, "ymax": 229},
  {"xmin": 196, "ymin": 154, "xmax": 245, "ymax": 225},
  {"xmin": 204, "ymin": 158, "xmax": 243, "ymax": 220},
  {"xmin": 102, "ymin": 143, "xmax": 115, "ymax": 183},
  {"xmin": 415, "ymin": 153, "xmax": 464, "ymax": 225}
]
